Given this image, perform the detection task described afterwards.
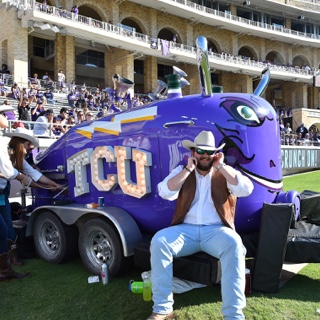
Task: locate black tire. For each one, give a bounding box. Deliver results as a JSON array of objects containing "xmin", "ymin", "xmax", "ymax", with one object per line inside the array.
[
  {"xmin": 33, "ymin": 211, "xmax": 78, "ymax": 263},
  {"xmin": 78, "ymin": 218, "xmax": 131, "ymax": 276}
]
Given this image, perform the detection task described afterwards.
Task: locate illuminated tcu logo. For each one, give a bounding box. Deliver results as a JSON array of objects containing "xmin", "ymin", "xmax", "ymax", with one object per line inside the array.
[{"xmin": 67, "ymin": 146, "xmax": 152, "ymax": 198}]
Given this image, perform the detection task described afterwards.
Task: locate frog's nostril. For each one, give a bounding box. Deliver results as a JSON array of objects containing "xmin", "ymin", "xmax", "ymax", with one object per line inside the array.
[{"xmin": 270, "ymin": 160, "xmax": 276, "ymax": 168}]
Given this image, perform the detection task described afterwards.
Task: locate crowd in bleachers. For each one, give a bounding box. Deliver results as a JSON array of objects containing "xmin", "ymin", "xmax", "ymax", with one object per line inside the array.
[
  {"xmin": 0, "ymin": 71, "xmax": 152, "ymax": 138},
  {"xmin": 275, "ymin": 105, "xmax": 320, "ymax": 146},
  {"xmin": 280, "ymin": 121, "xmax": 320, "ymax": 146},
  {"xmin": 276, "ymin": 106, "xmax": 293, "ymax": 119}
]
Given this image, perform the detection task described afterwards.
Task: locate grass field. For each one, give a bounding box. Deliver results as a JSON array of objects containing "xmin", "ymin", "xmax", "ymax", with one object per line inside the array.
[
  {"xmin": 282, "ymin": 170, "xmax": 320, "ymax": 193},
  {"xmin": 1, "ymin": 171, "xmax": 320, "ymax": 320}
]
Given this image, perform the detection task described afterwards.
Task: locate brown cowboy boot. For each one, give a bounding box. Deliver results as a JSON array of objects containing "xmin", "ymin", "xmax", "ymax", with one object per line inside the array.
[
  {"xmin": 0, "ymin": 253, "xmax": 30, "ymax": 280},
  {"xmin": 0, "ymin": 253, "xmax": 12, "ymax": 282},
  {"xmin": 8, "ymin": 239, "xmax": 24, "ymax": 266}
]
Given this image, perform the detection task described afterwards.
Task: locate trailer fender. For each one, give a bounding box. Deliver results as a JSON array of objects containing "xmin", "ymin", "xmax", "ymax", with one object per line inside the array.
[{"xmin": 26, "ymin": 204, "xmax": 142, "ymax": 257}]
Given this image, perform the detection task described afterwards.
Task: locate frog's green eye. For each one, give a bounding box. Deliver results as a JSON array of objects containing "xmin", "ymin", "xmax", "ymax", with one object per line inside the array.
[{"xmin": 236, "ymin": 105, "xmax": 260, "ymax": 123}]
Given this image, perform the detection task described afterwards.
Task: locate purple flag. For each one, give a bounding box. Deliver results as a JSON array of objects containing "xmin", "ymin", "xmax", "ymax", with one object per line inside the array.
[{"xmin": 161, "ymin": 39, "xmax": 171, "ymax": 56}]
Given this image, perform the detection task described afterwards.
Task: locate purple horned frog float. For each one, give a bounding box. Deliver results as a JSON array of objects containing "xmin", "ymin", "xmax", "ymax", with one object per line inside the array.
[{"xmin": 33, "ymin": 36, "xmax": 299, "ymax": 236}]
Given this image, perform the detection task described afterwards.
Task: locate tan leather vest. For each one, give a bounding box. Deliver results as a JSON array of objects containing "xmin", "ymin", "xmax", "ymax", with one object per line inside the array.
[{"xmin": 171, "ymin": 170, "xmax": 237, "ymax": 229}]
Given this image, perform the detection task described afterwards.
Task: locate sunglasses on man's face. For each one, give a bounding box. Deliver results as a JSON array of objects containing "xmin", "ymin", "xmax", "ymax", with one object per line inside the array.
[
  {"xmin": 0, "ymin": 112, "xmax": 6, "ymax": 117},
  {"xmin": 195, "ymin": 148, "xmax": 216, "ymax": 156}
]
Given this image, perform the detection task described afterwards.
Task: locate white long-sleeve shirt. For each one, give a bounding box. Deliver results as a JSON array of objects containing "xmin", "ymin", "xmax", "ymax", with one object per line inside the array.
[
  {"xmin": 0, "ymin": 136, "xmax": 19, "ymax": 189},
  {"xmin": 158, "ymin": 165, "xmax": 253, "ymax": 225}
]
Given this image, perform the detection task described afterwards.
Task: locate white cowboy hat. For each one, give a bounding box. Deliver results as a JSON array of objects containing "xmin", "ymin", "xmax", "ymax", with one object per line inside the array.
[
  {"xmin": 0, "ymin": 104, "xmax": 14, "ymax": 114},
  {"xmin": 182, "ymin": 130, "xmax": 225, "ymax": 151},
  {"xmin": 4, "ymin": 127, "xmax": 39, "ymax": 147}
]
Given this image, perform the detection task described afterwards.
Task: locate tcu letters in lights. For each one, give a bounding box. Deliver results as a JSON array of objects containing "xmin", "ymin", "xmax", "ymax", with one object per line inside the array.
[{"xmin": 67, "ymin": 146, "xmax": 152, "ymax": 198}]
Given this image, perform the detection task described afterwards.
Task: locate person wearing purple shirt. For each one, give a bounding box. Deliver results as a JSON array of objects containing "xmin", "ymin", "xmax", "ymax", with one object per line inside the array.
[
  {"xmin": 44, "ymin": 88, "xmax": 55, "ymax": 104},
  {"xmin": 72, "ymin": 5, "xmax": 78, "ymax": 15},
  {"xmin": 11, "ymin": 83, "xmax": 20, "ymax": 100},
  {"xmin": 87, "ymin": 98, "xmax": 95, "ymax": 110},
  {"xmin": 28, "ymin": 87, "xmax": 36, "ymax": 105},
  {"xmin": 68, "ymin": 105, "xmax": 77, "ymax": 117},
  {"xmin": 36, "ymin": 89, "xmax": 46, "ymax": 104},
  {"xmin": 31, "ymin": 102, "xmax": 45, "ymax": 122},
  {"xmin": 2, "ymin": 101, "xmax": 15, "ymax": 121},
  {"xmin": 67, "ymin": 91, "xmax": 78, "ymax": 107}
]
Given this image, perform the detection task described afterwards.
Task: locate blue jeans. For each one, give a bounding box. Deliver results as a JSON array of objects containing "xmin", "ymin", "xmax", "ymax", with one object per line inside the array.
[
  {"xmin": 0, "ymin": 182, "xmax": 16, "ymax": 254},
  {"xmin": 150, "ymin": 224, "xmax": 246, "ymax": 319}
]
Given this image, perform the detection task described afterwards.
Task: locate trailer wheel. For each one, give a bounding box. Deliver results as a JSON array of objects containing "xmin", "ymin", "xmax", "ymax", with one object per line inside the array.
[
  {"xmin": 78, "ymin": 218, "xmax": 130, "ymax": 276},
  {"xmin": 33, "ymin": 211, "xmax": 78, "ymax": 263}
]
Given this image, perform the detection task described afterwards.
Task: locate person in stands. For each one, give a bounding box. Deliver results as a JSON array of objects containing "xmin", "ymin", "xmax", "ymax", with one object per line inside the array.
[
  {"xmin": 0, "ymin": 81, "xmax": 7, "ymax": 97},
  {"xmin": 33, "ymin": 109, "xmax": 54, "ymax": 136},
  {"xmin": 296, "ymin": 122, "xmax": 308, "ymax": 138},
  {"xmin": 44, "ymin": 88, "xmax": 55, "ymax": 105},
  {"xmin": 57, "ymin": 70, "xmax": 65, "ymax": 88},
  {"xmin": 66, "ymin": 116, "xmax": 76, "ymax": 131},
  {"xmin": 52, "ymin": 108, "xmax": 68, "ymax": 136},
  {"xmin": 84, "ymin": 112, "xmax": 94, "ymax": 122},
  {"xmin": 2, "ymin": 100, "xmax": 15, "ymax": 123},
  {"xmin": 295, "ymin": 132, "xmax": 304, "ymax": 146},
  {"xmin": 19, "ymin": 87, "xmax": 28, "ymax": 104},
  {"xmin": 31, "ymin": 101, "xmax": 45, "ymax": 122},
  {"xmin": 10, "ymin": 83, "xmax": 20, "ymax": 100},
  {"xmin": 18, "ymin": 100, "xmax": 31, "ymax": 129},
  {"xmin": 147, "ymin": 131, "xmax": 254, "ymax": 320},
  {"xmin": 283, "ymin": 122, "xmax": 292, "ymax": 135},
  {"xmin": 76, "ymin": 110, "xmax": 84, "ymax": 124}
]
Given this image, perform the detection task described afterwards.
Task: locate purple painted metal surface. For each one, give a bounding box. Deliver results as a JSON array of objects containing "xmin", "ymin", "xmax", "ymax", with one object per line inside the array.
[{"xmin": 33, "ymin": 90, "xmax": 282, "ymax": 234}]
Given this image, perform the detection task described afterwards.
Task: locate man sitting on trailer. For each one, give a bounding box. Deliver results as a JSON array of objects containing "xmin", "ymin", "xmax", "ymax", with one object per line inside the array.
[{"xmin": 147, "ymin": 131, "xmax": 254, "ymax": 320}]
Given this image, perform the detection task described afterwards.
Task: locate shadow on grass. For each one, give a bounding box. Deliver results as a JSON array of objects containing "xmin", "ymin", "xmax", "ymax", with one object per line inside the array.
[{"xmin": 260, "ymin": 272, "xmax": 320, "ymax": 302}]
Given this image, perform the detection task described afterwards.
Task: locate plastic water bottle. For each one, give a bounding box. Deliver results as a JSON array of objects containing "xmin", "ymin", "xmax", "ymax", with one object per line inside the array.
[
  {"xmin": 128, "ymin": 280, "xmax": 144, "ymax": 293},
  {"xmin": 101, "ymin": 263, "xmax": 109, "ymax": 285},
  {"xmin": 143, "ymin": 278, "xmax": 152, "ymax": 301}
]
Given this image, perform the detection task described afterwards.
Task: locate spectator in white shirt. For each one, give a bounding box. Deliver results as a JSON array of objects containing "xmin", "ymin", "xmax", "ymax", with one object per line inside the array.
[
  {"xmin": 57, "ymin": 70, "xmax": 65, "ymax": 88},
  {"xmin": 33, "ymin": 108, "xmax": 54, "ymax": 136}
]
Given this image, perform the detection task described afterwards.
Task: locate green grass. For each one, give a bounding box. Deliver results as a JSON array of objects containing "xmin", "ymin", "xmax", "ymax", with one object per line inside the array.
[
  {"xmin": 1, "ymin": 260, "xmax": 320, "ymax": 320},
  {"xmin": 1, "ymin": 171, "xmax": 320, "ymax": 320},
  {"xmin": 283, "ymin": 170, "xmax": 320, "ymax": 193}
]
